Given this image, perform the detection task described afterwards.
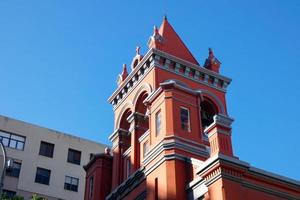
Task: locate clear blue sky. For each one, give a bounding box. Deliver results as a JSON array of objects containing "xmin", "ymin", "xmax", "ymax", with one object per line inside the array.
[{"xmin": 1, "ymin": 1, "xmax": 300, "ymax": 180}]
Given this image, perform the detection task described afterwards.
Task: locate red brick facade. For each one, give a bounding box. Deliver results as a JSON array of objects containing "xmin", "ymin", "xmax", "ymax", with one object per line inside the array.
[{"xmin": 83, "ymin": 18, "xmax": 300, "ymax": 200}]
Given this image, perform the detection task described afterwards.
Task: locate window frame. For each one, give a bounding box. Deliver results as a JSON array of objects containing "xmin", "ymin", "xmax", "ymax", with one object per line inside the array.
[
  {"xmin": 67, "ymin": 148, "xmax": 81, "ymax": 165},
  {"xmin": 0, "ymin": 130, "xmax": 25, "ymax": 151},
  {"xmin": 39, "ymin": 141, "xmax": 55, "ymax": 158},
  {"xmin": 143, "ymin": 140, "xmax": 149, "ymax": 158},
  {"xmin": 180, "ymin": 107, "xmax": 191, "ymax": 132},
  {"xmin": 64, "ymin": 175, "xmax": 79, "ymax": 192},
  {"xmin": 35, "ymin": 167, "xmax": 51, "ymax": 185},
  {"xmin": 6, "ymin": 161, "xmax": 21, "ymax": 178},
  {"xmin": 126, "ymin": 158, "xmax": 131, "ymax": 179}
]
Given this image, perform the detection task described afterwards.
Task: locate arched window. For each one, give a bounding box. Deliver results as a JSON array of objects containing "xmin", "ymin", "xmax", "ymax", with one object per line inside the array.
[
  {"xmin": 200, "ymin": 99, "xmax": 217, "ymax": 129},
  {"xmin": 119, "ymin": 109, "xmax": 132, "ymax": 152}
]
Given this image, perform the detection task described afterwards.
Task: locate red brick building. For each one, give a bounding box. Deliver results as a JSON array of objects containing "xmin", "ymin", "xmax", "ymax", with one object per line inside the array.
[{"xmin": 83, "ymin": 17, "xmax": 300, "ymax": 200}]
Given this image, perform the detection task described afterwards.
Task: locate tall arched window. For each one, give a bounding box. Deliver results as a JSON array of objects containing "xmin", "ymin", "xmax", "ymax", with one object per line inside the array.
[
  {"xmin": 200, "ymin": 99, "xmax": 217, "ymax": 129},
  {"xmin": 119, "ymin": 109, "xmax": 132, "ymax": 152},
  {"xmin": 134, "ymin": 91, "xmax": 149, "ymax": 131}
]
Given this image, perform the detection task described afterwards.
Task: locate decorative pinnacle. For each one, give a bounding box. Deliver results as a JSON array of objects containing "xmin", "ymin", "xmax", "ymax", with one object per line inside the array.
[
  {"xmin": 136, "ymin": 46, "xmax": 141, "ymax": 55},
  {"xmin": 208, "ymin": 48, "xmax": 215, "ymax": 58},
  {"xmin": 153, "ymin": 25, "xmax": 159, "ymax": 34},
  {"xmin": 121, "ymin": 64, "xmax": 128, "ymax": 78},
  {"xmin": 105, "ymin": 147, "xmax": 111, "ymax": 155},
  {"xmin": 163, "ymin": 14, "xmax": 167, "ymax": 21}
]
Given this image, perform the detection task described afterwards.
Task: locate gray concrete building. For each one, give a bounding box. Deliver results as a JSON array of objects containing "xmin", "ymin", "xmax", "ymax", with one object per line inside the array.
[{"xmin": 0, "ymin": 115, "xmax": 106, "ymax": 200}]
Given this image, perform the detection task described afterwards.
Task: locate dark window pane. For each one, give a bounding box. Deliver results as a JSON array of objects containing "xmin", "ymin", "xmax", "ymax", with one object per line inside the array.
[
  {"xmin": 39, "ymin": 141, "xmax": 55, "ymax": 158},
  {"xmin": 35, "ymin": 167, "xmax": 51, "ymax": 185},
  {"xmin": 180, "ymin": 108, "xmax": 190, "ymax": 131},
  {"xmin": 64, "ymin": 176, "xmax": 79, "ymax": 192},
  {"xmin": 3, "ymin": 190, "xmax": 16, "ymax": 198},
  {"xmin": 6, "ymin": 161, "xmax": 21, "ymax": 178},
  {"xmin": 67, "ymin": 149, "xmax": 81, "ymax": 165}
]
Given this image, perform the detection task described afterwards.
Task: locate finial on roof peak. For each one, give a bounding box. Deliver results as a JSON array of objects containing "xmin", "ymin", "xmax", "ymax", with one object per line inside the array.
[
  {"xmin": 136, "ymin": 46, "xmax": 141, "ymax": 55},
  {"xmin": 163, "ymin": 14, "xmax": 167, "ymax": 21},
  {"xmin": 208, "ymin": 48, "xmax": 214, "ymax": 58},
  {"xmin": 117, "ymin": 63, "xmax": 128, "ymax": 86},
  {"xmin": 153, "ymin": 25, "xmax": 159, "ymax": 34},
  {"xmin": 204, "ymin": 48, "xmax": 221, "ymax": 73}
]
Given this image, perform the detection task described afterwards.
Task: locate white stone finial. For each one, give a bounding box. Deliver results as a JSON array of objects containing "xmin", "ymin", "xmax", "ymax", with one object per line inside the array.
[
  {"xmin": 105, "ymin": 147, "xmax": 111, "ymax": 155},
  {"xmin": 136, "ymin": 46, "xmax": 141, "ymax": 55}
]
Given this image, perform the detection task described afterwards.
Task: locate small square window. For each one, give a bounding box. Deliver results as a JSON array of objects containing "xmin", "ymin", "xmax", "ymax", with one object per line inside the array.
[
  {"xmin": 64, "ymin": 176, "xmax": 79, "ymax": 192},
  {"xmin": 39, "ymin": 141, "xmax": 55, "ymax": 158},
  {"xmin": 180, "ymin": 107, "xmax": 190, "ymax": 131},
  {"xmin": 16, "ymin": 142, "xmax": 24, "ymax": 150},
  {"xmin": 67, "ymin": 148, "xmax": 81, "ymax": 165},
  {"xmin": 1, "ymin": 137, "xmax": 9, "ymax": 146},
  {"xmin": 9, "ymin": 140, "xmax": 17, "ymax": 148},
  {"xmin": 6, "ymin": 161, "xmax": 21, "ymax": 178},
  {"xmin": 35, "ymin": 167, "xmax": 51, "ymax": 185}
]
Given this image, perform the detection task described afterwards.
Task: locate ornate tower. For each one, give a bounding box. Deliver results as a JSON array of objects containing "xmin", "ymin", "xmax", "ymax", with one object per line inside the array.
[
  {"xmin": 105, "ymin": 17, "xmax": 233, "ymax": 199},
  {"xmin": 84, "ymin": 17, "xmax": 300, "ymax": 200}
]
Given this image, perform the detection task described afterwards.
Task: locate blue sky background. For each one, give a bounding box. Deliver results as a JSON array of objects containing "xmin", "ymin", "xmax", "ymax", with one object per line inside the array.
[{"xmin": 1, "ymin": 1, "xmax": 300, "ymax": 180}]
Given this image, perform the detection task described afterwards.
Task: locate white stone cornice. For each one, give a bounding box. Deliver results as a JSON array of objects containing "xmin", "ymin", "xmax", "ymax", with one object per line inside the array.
[
  {"xmin": 108, "ymin": 48, "xmax": 232, "ymax": 109},
  {"xmin": 142, "ymin": 135, "xmax": 209, "ymax": 166},
  {"xmin": 152, "ymin": 48, "xmax": 231, "ymax": 83},
  {"xmin": 138, "ymin": 130, "xmax": 150, "ymax": 143},
  {"xmin": 108, "ymin": 128, "xmax": 129, "ymax": 142},
  {"xmin": 122, "ymin": 146, "xmax": 131, "ymax": 158}
]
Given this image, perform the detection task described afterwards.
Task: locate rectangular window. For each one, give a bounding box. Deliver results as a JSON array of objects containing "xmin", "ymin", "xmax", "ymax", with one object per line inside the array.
[
  {"xmin": 143, "ymin": 141, "xmax": 149, "ymax": 158},
  {"xmin": 39, "ymin": 141, "xmax": 55, "ymax": 158},
  {"xmin": 3, "ymin": 190, "xmax": 16, "ymax": 198},
  {"xmin": 126, "ymin": 158, "xmax": 131, "ymax": 178},
  {"xmin": 67, "ymin": 148, "xmax": 81, "ymax": 165},
  {"xmin": 155, "ymin": 111, "xmax": 161, "ymax": 136},
  {"xmin": 180, "ymin": 107, "xmax": 190, "ymax": 131},
  {"xmin": 64, "ymin": 176, "xmax": 79, "ymax": 192},
  {"xmin": 35, "ymin": 167, "xmax": 51, "ymax": 185},
  {"xmin": 0, "ymin": 130, "xmax": 25, "ymax": 150},
  {"xmin": 89, "ymin": 176, "xmax": 94, "ymax": 198},
  {"xmin": 6, "ymin": 161, "xmax": 21, "ymax": 178}
]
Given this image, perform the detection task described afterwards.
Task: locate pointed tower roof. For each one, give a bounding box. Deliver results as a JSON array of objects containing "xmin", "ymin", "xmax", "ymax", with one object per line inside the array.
[{"xmin": 153, "ymin": 17, "xmax": 199, "ymax": 65}]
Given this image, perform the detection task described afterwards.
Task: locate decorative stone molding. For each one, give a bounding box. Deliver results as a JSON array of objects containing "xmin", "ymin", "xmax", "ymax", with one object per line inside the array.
[
  {"xmin": 214, "ymin": 114, "xmax": 234, "ymax": 128},
  {"xmin": 187, "ymin": 154, "xmax": 300, "ymax": 200},
  {"xmin": 122, "ymin": 146, "xmax": 132, "ymax": 158},
  {"xmin": 142, "ymin": 135, "xmax": 209, "ymax": 166},
  {"xmin": 108, "ymin": 48, "xmax": 231, "ymax": 110},
  {"xmin": 138, "ymin": 130, "xmax": 150, "ymax": 143},
  {"xmin": 109, "ymin": 128, "xmax": 130, "ymax": 148},
  {"xmin": 204, "ymin": 114, "xmax": 234, "ymax": 136}
]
